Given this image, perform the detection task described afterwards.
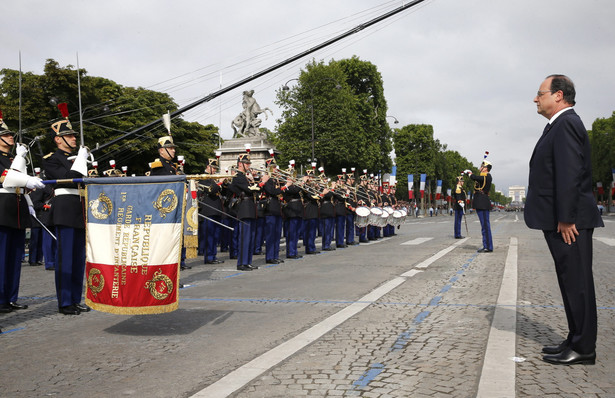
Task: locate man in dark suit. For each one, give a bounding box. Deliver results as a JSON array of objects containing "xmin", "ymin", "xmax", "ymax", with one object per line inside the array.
[{"xmin": 525, "ymin": 74, "xmax": 603, "ymax": 365}]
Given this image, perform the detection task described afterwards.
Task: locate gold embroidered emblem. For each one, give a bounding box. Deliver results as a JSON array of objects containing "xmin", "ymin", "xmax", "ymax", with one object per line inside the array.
[
  {"xmin": 145, "ymin": 269, "xmax": 174, "ymax": 300},
  {"xmin": 186, "ymin": 206, "xmax": 198, "ymax": 231},
  {"xmin": 153, "ymin": 189, "xmax": 178, "ymax": 218},
  {"xmin": 87, "ymin": 268, "xmax": 104, "ymax": 296},
  {"xmin": 89, "ymin": 192, "xmax": 113, "ymax": 220}
]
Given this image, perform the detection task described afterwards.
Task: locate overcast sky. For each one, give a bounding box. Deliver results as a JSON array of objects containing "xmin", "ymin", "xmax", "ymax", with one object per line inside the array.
[{"xmin": 2, "ymin": 0, "xmax": 614, "ymax": 193}]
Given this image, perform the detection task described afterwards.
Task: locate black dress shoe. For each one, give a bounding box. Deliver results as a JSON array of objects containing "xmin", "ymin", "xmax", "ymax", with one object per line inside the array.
[
  {"xmin": 246, "ymin": 264, "xmax": 259, "ymax": 270},
  {"xmin": 205, "ymin": 259, "xmax": 224, "ymax": 264},
  {"xmin": 337, "ymin": 244, "xmax": 347, "ymax": 248},
  {"xmin": 9, "ymin": 302, "xmax": 28, "ymax": 310},
  {"xmin": 230, "ymin": 256, "xmax": 238, "ymax": 260},
  {"xmin": 323, "ymin": 247, "xmax": 335, "ymax": 251},
  {"xmin": 542, "ymin": 347, "xmax": 596, "ymax": 365},
  {"xmin": 0, "ymin": 304, "xmax": 13, "ymax": 313},
  {"xmin": 180, "ymin": 265, "xmax": 192, "ymax": 270},
  {"xmin": 46, "ymin": 267, "xmax": 55, "ymax": 271},
  {"xmin": 477, "ymin": 248, "xmax": 493, "ymax": 253},
  {"xmin": 305, "ymin": 251, "xmax": 320, "ymax": 255},
  {"xmin": 350, "ymin": 242, "xmax": 359, "ymax": 246},
  {"xmin": 455, "ymin": 236, "xmax": 465, "ymax": 239},
  {"xmin": 237, "ymin": 265, "xmax": 253, "ymax": 271},
  {"xmin": 286, "ymin": 255, "xmax": 303, "ymax": 259},
  {"xmin": 542, "ymin": 340, "xmax": 568, "ymax": 354},
  {"xmin": 74, "ymin": 303, "xmax": 91, "ymax": 312},
  {"xmin": 59, "ymin": 305, "xmax": 80, "ymax": 315},
  {"xmin": 275, "ymin": 259, "xmax": 284, "ymax": 263},
  {"xmin": 266, "ymin": 259, "xmax": 278, "ymax": 264},
  {"xmin": 359, "ymin": 239, "xmax": 369, "ymax": 243}
]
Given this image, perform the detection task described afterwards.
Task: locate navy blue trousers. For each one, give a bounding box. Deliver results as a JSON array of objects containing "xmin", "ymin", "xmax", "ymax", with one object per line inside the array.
[
  {"xmin": 286, "ymin": 217, "xmax": 301, "ymax": 257},
  {"xmin": 29, "ymin": 227, "xmax": 44, "ymax": 264},
  {"xmin": 237, "ymin": 219, "xmax": 255, "ymax": 267},
  {"xmin": 253, "ymin": 217, "xmax": 265, "ymax": 254},
  {"xmin": 476, "ymin": 209, "xmax": 493, "ymax": 250},
  {"xmin": 55, "ymin": 226, "xmax": 86, "ymax": 308},
  {"xmin": 335, "ymin": 215, "xmax": 346, "ymax": 247},
  {"xmin": 303, "ymin": 219, "xmax": 318, "ymax": 253},
  {"xmin": 454, "ymin": 210, "xmax": 463, "ymax": 238},
  {"xmin": 42, "ymin": 228, "xmax": 57, "ymax": 269},
  {"xmin": 321, "ymin": 217, "xmax": 334, "ymax": 249},
  {"xmin": 201, "ymin": 216, "xmax": 221, "ymax": 262},
  {"xmin": 265, "ymin": 215, "xmax": 282, "ymax": 261},
  {"xmin": 345, "ymin": 214, "xmax": 355, "ymax": 244},
  {"xmin": 0, "ymin": 226, "xmax": 26, "ymax": 305}
]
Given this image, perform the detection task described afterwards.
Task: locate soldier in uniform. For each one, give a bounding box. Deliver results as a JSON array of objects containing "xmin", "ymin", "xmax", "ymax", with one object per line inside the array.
[
  {"xmin": 31, "ymin": 170, "xmax": 56, "ymax": 270},
  {"xmin": 42, "ymin": 109, "xmax": 91, "ymax": 315},
  {"xmin": 282, "ymin": 170, "xmax": 305, "ymax": 259},
  {"xmin": 148, "ymin": 135, "xmax": 191, "ymax": 270},
  {"xmin": 319, "ymin": 169, "xmax": 335, "ymax": 252},
  {"xmin": 228, "ymin": 153, "xmax": 259, "ymax": 270},
  {"xmin": 452, "ymin": 176, "xmax": 466, "ymax": 239},
  {"xmin": 344, "ymin": 173, "xmax": 358, "ymax": 245},
  {"xmin": 333, "ymin": 174, "xmax": 348, "ymax": 249},
  {"xmin": 149, "ymin": 136, "xmax": 179, "ymax": 176},
  {"xmin": 199, "ymin": 158, "xmax": 224, "ymax": 265},
  {"xmin": 261, "ymin": 158, "xmax": 293, "ymax": 264},
  {"xmin": 302, "ymin": 170, "xmax": 319, "ymax": 256},
  {"xmin": 0, "ymin": 113, "xmax": 45, "ymax": 314},
  {"xmin": 465, "ymin": 160, "xmax": 493, "ymax": 252}
]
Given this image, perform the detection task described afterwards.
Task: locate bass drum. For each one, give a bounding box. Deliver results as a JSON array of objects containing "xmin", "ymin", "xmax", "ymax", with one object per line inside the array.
[
  {"xmin": 355, "ymin": 206, "xmax": 371, "ymax": 228},
  {"xmin": 368, "ymin": 207, "xmax": 383, "ymax": 226}
]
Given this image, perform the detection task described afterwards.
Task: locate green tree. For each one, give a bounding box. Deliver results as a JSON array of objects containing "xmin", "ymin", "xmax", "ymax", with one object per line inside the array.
[
  {"xmin": 0, "ymin": 59, "xmax": 218, "ymax": 175},
  {"xmin": 589, "ymin": 111, "xmax": 615, "ymax": 204},
  {"xmin": 273, "ymin": 57, "xmax": 391, "ymax": 176}
]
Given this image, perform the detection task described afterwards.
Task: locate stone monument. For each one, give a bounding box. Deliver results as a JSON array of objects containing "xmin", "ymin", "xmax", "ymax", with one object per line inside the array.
[{"xmin": 218, "ymin": 90, "xmax": 278, "ymax": 172}]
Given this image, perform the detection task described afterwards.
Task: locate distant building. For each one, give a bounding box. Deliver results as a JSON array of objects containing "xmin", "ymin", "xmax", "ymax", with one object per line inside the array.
[{"xmin": 508, "ymin": 185, "xmax": 526, "ymax": 202}]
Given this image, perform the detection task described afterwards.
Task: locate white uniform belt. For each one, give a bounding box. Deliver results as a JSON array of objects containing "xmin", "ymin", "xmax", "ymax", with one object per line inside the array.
[
  {"xmin": 55, "ymin": 188, "xmax": 80, "ymax": 196},
  {"xmin": 0, "ymin": 187, "xmax": 18, "ymax": 194}
]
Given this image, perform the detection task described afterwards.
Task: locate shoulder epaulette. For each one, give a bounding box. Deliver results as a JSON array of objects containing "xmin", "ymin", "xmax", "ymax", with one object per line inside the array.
[
  {"xmin": 150, "ymin": 159, "xmax": 163, "ymax": 169},
  {"xmin": 43, "ymin": 152, "xmax": 54, "ymax": 159}
]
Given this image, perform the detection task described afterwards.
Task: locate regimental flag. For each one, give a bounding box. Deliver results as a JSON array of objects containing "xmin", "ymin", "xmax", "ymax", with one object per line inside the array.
[
  {"xmin": 84, "ymin": 175, "xmax": 186, "ymax": 315},
  {"xmin": 436, "ymin": 180, "xmax": 442, "ymax": 200},
  {"xmin": 446, "ymin": 188, "xmax": 452, "ymax": 201},
  {"xmin": 183, "ymin": 180, "xmax": 199, "ymax": 257},
  {"xmin": 407, "ymin": 174, "xmax": 414, "ymax": 199},
  {"xmin": 420, "ymin": 174, "xmax": 426, "ymax": 199}
]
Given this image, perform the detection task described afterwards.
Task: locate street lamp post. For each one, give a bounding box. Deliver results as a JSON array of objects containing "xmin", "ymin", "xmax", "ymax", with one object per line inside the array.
[{"xmin": 283, "ymin": 77, "xmax": 341, "ymax": 163}]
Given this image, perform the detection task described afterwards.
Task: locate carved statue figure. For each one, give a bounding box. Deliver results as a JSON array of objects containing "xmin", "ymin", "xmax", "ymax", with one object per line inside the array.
[{"xmin": 231, "ymin": 90, "xmax": 273, "ymax": 138}]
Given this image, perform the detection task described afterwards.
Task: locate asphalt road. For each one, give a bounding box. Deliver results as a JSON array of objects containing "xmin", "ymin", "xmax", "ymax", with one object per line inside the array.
[{"xmin": 1, "ymin": 211, "xmax": 614, "ymax": 397}]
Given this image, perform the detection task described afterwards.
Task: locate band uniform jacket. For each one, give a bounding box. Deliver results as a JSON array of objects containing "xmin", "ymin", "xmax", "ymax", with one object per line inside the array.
[
  {"xmin": 303, "ymin": 191, "xmax": 320, "ymax": 220},
  {"xmin": 150, "ymin": 157, "xmax": 179, "ymax": 176},
  {"xmin": 320, "ymin": 191, "xmax": 335, "ymax": 218},
  {"xmin": 229, "ymin": 171, "xmax": 256, "ymax": 220},
  {"xmin": 263, "ymin": 178, "xmax": 284, "ymax": 217},
  {"xmin": 30, "ymin": 185, "xmax": 54, "ymax": 226},
  {"xmin": 282, "ymin": 185, "xmax": 303, "ymax": 218},
  {"xmin": 524, "ymin": 109, "xmax": 603, "ymax": 230},
  {"xmin": 333, "ymin": 190, "xmax": 347, "ymax": 216},
  {"xmin": 470, "ymin": 172, "xmax": 492, "ymax": 210},
  {"xmin": 453, "ymin": 186, "xmax": 467, "ymax": 211},
  {"xmin": 199, "ymin": 178, "xmax": 223, "ymax": 217},
  {"xmin": 43, "ymin": 149, "xmax": 85, "ymax": 229},
  {"xmin": 0, "ymin": 150, "xmax": 30, "ymax": 229}
]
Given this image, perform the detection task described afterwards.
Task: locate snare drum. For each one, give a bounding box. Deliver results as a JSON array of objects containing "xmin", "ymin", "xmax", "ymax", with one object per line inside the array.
[
  {"xmin": 355, "ymin": 206, "xmax": 371, "ymax": 227},
  {"xmin": 368, "ymin": 207, "xmax": 383, "ymax": 226}
]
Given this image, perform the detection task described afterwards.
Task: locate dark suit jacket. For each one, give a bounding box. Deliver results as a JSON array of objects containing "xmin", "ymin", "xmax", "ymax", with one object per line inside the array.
[{"xmin": 524, "ymin": 109, "xmax": 603, "ymax": 230}]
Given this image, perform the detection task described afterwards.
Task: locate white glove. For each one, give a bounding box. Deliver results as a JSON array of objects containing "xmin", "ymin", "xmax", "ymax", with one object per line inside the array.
[
  {"xmin": 77, "ymin": 146, "xmax": 89, "ymax": 160},
  {"xmin": 15, "ymin": 143, "xmax": 28, "ymax": 158},
  {"xmin": 26, "ymin": 176, "xmax": 46, "ymax": 190},
  {"xmin": 70, "ymin": 146, "xmax": 89, "ymax": 176},
  {"xmin": 29, "ymin": 206, "xmax": 36, "ymax": 217},
  {"xmin": 463, "ymin": 169, "xmax": 472, "ymax": 175}
]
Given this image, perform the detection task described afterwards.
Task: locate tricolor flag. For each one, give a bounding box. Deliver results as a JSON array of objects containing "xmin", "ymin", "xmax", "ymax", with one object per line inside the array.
[
  {"xmin": 420, "ymin": 174, "xmax": 426, "ymax": 199},
  {"xmin": 436, "ymin": 180, "xmax": 442, "ymax": 200},
  {"xmin": 407, "ymin": 174, "xmax": 414, "ymax": 199},
  {"xmin": 446, "ymin": 188, "xmax": 452, "ymax": 201},
  {"xmin": 85, "ymin": 175, "xmax": 186, "ymax": 315},
  {"xmin": 597, "ymin": 182, "xmax": 604, "ymax": 195}
]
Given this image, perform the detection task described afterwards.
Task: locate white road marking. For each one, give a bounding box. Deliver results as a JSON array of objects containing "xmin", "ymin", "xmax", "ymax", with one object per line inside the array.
[
  {"xmin": 595, "ymin": 237, "xmax": 615, "ymax": 246},
  {"xmin": 401, "ymin": 237, "xmax": 433, "ymax": 245},
  {"xmin": 476, "ymin": 237, "xmax": 517, "ymax": 398}
]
